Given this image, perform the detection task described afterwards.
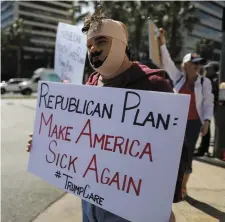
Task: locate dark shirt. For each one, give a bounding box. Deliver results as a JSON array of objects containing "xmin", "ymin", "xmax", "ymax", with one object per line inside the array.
[{"xmin": 207, "ymin": 74, "xmax": 219, "ymax": 104}]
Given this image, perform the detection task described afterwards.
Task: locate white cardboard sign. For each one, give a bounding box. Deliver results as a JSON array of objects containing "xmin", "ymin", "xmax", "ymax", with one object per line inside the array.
[
  {"xmin": 54, "ymin": 22, "xmax": 87, "ymax": 84},
  {"xmin": 28, "ymin": 81, "xmax": 190, "ymax": 222}
]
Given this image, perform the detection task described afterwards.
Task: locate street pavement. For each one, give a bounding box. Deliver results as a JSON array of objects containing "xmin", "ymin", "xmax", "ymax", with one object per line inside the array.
[
  {"xmin": 1, "ymin": 99, "xmax": 65, "ymax": 222},
  {"xmin": 1, "ymin": 98, "xmax": 225, "ymax": 222}
]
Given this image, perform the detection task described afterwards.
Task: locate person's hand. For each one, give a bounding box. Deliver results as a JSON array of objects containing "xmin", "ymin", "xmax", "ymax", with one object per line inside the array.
[
  {"xmin": 62, "ymin": 79, "xmax": 70, "ymax": 83},
  {"xmin": 201, "ymin": 121, "xmax": 210, "ymax": 137},
  {"xmin": 158, "ymin": 28, "xmax": 166, "ymax": 46},
  {"xmin": 26, "ymin": 134, "xmax": 33, "ymax": 152}
]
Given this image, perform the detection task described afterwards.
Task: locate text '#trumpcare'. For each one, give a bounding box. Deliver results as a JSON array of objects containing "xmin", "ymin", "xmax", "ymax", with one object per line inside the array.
[{"xmin": 39, "ymin": 82, "xmax": 173, "ymax": 130}]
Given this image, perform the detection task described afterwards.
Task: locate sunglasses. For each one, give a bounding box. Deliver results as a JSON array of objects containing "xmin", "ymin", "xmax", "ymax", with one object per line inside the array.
[{"xmin": 191, "ymin": 62, "xmax": 201, "ymax": 65}]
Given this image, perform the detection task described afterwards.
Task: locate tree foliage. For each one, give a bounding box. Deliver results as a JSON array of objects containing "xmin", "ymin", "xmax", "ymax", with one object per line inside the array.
[
  {"xmin": 1, "ymin": 19, "xmax": 30, "ymax": 50},
  {"xmin": 1, "ymin": 19, "xmax": 31, "ymax": 77},
  {"xmin": 196, "ymin": 38, "xmax": 216, "ymax": 61},
  {"xmin": 91, "ymin": 1, "xmax": 199, "ymax": 60},
  {"xmin": 68, "ymin": 1, "xmax": 90, "ymax": 25}
]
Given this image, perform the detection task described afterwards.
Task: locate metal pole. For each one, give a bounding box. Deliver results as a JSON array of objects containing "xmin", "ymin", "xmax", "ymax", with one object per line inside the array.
[
  {"xmin": 215, "ymin": 7, "xmax": 225, "ymax": 159},
  {"xmin": 219, "ymin": 8, "xmax": 225, "ymax": 83}
]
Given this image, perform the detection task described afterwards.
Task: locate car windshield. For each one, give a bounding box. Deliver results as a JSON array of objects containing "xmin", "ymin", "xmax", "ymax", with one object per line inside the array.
[{"xmin": 7, "ymin": 80, "xmax": 23, "ymax": 84}]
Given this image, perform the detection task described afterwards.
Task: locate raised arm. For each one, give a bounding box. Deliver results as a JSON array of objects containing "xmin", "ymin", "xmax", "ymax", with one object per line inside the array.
[{"xmin": 158, "ymin": 28, "xmax": 183, "ymax": 84}]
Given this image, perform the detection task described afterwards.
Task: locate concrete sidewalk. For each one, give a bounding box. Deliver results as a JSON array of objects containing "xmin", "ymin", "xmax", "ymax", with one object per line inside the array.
[{"xmin": 32, "ymin": 160, "xmax": 225, "ymax": 222}]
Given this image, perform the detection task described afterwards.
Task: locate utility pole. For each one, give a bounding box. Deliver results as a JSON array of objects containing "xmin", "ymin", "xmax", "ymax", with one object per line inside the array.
[{"xmin": 215, "ymin": 7, "xmax": 225, "ymax": 160}]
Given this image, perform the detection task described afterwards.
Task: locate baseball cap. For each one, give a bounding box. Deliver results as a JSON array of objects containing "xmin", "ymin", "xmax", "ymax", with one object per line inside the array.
[{"xmin": 182, "ymin": 53, "xmax": 206, "ymax": 64}]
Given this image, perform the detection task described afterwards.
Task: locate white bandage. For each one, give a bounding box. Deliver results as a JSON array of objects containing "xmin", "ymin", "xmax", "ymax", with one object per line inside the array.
[
  {"xmin": 87, "ymin": 19, "xmax": 128, "ymax": 44},
  {"xmin": 87, "ymin": 19, "xmax": 128, "ymax": 77}
]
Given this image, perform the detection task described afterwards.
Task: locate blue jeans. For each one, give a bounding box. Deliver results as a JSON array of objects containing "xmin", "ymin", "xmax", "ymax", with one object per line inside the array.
[
  {"xmin": 185, "ymin": 119, "xmax": 202, "ymax": 174},
  {"xmin": 82, "ymin": 200, "xmax": 130, "ymax": 222}
]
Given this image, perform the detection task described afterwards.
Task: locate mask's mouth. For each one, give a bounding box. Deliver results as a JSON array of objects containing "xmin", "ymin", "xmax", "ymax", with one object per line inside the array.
[{"xmin": 90, "ymin": 50, "xmax": 106, "ymax": 68}]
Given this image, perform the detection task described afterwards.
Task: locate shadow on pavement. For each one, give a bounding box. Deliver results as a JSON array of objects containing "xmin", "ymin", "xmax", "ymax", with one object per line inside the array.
[{"xmin": 185, "ymin": 195, "xmax": 225, "ymax": 221}]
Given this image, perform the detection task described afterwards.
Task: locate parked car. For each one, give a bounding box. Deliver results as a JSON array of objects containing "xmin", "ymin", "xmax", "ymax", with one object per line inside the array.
[
  {"xmin": 0, "ymin": 78, "xmax": 28, "ymax": 94},
  {"xmin": 19, "ymin": 68, "xmax": 61, "ymax": 95}
]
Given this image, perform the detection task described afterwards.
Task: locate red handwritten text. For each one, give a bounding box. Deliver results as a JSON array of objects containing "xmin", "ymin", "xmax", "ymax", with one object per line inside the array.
[
  {"xmin": 39, "ymin": 112, "xmax": 73, "ymax": 141},
  {"xmin": 75, "ymin": 119, "xmax": 153, "ymax": 162},
  {"xmin": 83, "ymin": 154, "xmax": 142, "ymax": 196}
]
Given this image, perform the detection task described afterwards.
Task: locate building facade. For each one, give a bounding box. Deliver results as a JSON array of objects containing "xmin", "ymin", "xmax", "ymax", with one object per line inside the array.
[
  {"xmin": 1, "ymin": 1, "xmax": 72, "ymax": 54},
  {"xmin": 181, "ymin": 1, "xmax": 225, "ymax": 62},
  {"xmin": 1, "ymin": 1, "xmax": 73, "ymax": 79}
]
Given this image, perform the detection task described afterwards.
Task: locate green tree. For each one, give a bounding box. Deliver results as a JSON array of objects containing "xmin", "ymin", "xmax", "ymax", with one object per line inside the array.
[
  {"xmin": 196, "ymin": 38, "xmax": 216, "ymax": 61},
  {"xmin": 154, "ymin": 1, "xmax": 199, "ymax": 60},
  {"xmin": 2, "ymin": 19, "xmax": 31, "ymax": 77},
  {"xmin": 68, "ymin": 1, "xmax": 90, "ymax": 25},
  {"xmin": 92, "ymin": 1, "xmax": 199, "ymax": 60}
]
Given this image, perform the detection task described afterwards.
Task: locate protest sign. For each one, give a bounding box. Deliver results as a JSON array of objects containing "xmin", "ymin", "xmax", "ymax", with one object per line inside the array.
[
  {"xmin": 148, "ymin": 20, "xmax": 161, "ymax": 67},
  {"xmin": 28, "ymin": 81, "xmax": 190, "ymax": 222},
  {"xmin": 54, "ymin": 22, "xmax": 87, "ymax": 84}
]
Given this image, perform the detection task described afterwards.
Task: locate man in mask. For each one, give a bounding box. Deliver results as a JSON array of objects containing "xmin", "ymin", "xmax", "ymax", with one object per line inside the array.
[
  {"xmin": 27, "ymin": 9, "xmax": 189, "ymax": 222},
  {"xmin": 80, "ymin": 10, "xmax": 188, "ymax": 222}
]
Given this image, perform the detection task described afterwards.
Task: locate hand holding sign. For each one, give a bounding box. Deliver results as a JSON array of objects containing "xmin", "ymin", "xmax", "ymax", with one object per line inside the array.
[
  {"xmin": 158, "ymin": 28, "xmax": 166, "ymax": 46},
  {"xmin": 54, "ymin": 23, "xmax": 87, "ymax": 84}
]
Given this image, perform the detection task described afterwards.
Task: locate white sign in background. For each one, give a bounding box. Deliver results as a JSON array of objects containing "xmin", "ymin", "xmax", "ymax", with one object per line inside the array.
[
  {"xmin": 28, "ymin": 81, "xmax": 190, "ymax": 222},
  {"xmin": 54, "ymin": 22, "xmax": 87, "ymax": 84}
]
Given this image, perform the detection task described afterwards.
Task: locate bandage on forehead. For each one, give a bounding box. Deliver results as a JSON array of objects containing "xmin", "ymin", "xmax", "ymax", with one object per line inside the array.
[{"xmin": 87, "ymin": 19, "xmax": 128, "ymax": 44}]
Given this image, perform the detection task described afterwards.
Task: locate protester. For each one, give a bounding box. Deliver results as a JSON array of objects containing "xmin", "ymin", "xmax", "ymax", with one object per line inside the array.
[
  {"xmin": 26, "ymin": 8, "xmax": 191, "ymax": 222},
  {"xmin": 158, "ymin": 28, "xmax": 214, "ymax": 198},
  {"xmin": 195, "ymin": 62, "xmax": 219, "ymax": 157}
]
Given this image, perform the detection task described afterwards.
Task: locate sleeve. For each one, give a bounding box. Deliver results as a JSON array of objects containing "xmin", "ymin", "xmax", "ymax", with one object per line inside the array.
[
  {"xmin": 202, "ymin": 78, "xmax": 214, "ymax": 121},
  {"xmin": 160, "ymin": 44, "xmax": 183, "ymax": 84}
]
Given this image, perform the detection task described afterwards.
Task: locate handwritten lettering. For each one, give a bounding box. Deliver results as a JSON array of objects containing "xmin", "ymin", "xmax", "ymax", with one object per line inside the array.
[
  {"xmin": 75, "ymin": 119, "xmax": 153, "ymax": 162},
  {"xmin": 83, "ymin": 155, "xmax": 143, "ymax": 196},
  {"xmin": 39, "ymin": 83, "xmax": 113, "ymax": 119},
  {"xmin": 39, "ymin": 112, "xmax": 73, "ymax": 141},
  {"xmin": 60, "ymin": 30, "xmax": 81, "ymax": 43},
  {"xmin": 46, "ymin": 140, "xmax": 78, "ymax": 173},
  {"xmin": 63, "ymin": 173, "xmax": 104, "ymax": 206},
  {"xmin": 122, "ymin": 91, "xmax": 171, "ymax": 130}
]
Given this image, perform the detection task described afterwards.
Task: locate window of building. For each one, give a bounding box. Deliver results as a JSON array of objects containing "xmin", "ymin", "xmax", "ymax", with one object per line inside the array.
[
  {"xmin": 31, "ymin": 1, "xmax": 71, "ymax": 11},
  {"xmin": 186, "ymin": 35, "xmax": 202, "ymax": 48},
  {"xmin": 1, "ymin": 14, "xmax": 14, "ymax": 25},
  {"xmin": 1, "ymin": 1, "xmax": 13, "ymax": 11},
  {"xmin": 192, "ymin": 24, "xmax": 222, "ymax": 42},
  {"xmin": 19, "ymin": 5, "xmax": 69, "ymax": 26},
  {"xmin": 20, "ymin": 14, "xmax": 61, "ymax": 26},
  {"xmin": 1, "ymin": 8, "xmax": 14, "ymax": 21},
  {"xmin": 19, "ymin": 5, "xmax": 69, "ymax": 19},
  {"xmin": 199, "ymin": 1, "xmax": 223, "ymax": 14},
  {"xmin": 198, "ymin": 11, "xmax": 222, "ymax": 30}
]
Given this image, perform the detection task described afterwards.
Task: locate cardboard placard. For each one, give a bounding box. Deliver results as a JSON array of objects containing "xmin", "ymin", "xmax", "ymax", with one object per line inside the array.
[
  {"xmin": 54, "ymin": 22, "xmax": 87, "ymax": 84},
  {"xmin": 28, "ymin": 81, "xmax": 190, "ymax": 222}
]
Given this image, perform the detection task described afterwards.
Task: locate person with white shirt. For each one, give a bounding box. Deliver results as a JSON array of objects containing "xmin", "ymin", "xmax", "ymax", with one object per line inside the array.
[{"xmin": 158, "ymin": 28, "xmax": 214, "ymax": 198}]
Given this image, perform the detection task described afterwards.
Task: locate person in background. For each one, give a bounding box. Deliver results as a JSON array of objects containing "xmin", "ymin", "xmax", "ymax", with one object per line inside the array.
[
  {"xmin": 195, "ymin": 62, "xmax": 219, "ymax": 157},
  {"xmin": 158, "ymin": 28, "xmax": 214, "ymax": 198}
]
